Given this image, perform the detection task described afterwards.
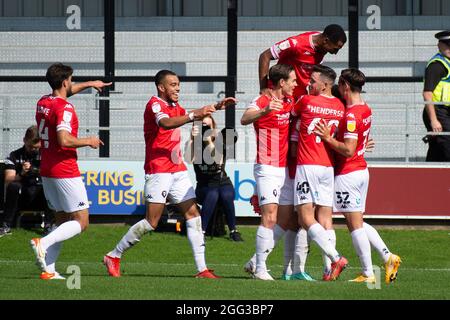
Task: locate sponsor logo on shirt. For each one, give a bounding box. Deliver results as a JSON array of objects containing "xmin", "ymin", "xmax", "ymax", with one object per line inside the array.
[
  {"xmin": 152, "ymin": 102, "xmax": 162, "ymax": 113},
  {"xmin": 347, "ymin": 120, "xmax": 356, "ymax": 132}
]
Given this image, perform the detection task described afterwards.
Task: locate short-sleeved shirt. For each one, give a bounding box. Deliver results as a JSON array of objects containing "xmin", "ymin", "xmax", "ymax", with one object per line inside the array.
[
  {"xmin": 292, "ymin": 94, "xmax": 345, "ymax": 167},
  {"xmin": 4, "ymin": 146, "xmax": 42, "ymax": 185},
  {"xmin": 35, "ymin": 95, "xmax": 80, "ymax": 178},
  {"xmin": 270, "ymin": 31, "xmax": 325, "ymax": 98},
  {"xmin": 335, "ymin": 103, "xmax": 372, "ymax": 175},
  {"xmin": 249, "ymin": 94, "xmax": 293, "ymax": 167},
  {"xmin": 144, "ymin": 96, "xmax": 187, "ymax": 174}
]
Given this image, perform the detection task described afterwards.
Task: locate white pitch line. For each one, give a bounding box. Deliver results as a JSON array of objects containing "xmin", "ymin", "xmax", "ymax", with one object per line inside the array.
[{"xmin": 1, "ymin": 260, "xmax": 450, "ymax": 272}]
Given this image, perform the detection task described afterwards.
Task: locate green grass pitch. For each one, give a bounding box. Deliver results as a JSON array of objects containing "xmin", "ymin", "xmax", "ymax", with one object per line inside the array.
[{"xmin": 0, "ymin": 225, "xmax": 449, "ymax": 300}]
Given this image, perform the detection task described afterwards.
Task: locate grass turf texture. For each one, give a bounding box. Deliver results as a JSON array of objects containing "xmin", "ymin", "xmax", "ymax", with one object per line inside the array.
[{"xmin": 0, "ymin": 225, "xmax": 449, "ymax": 300}]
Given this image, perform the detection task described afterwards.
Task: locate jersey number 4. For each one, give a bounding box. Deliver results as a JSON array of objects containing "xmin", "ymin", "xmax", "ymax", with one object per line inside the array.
[{"xmin": 38, "ymin": 119, "xmax": 49, "ymax": 148}]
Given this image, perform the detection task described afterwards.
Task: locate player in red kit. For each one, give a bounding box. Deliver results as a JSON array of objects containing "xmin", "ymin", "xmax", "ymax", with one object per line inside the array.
[
  {"xmin": 315, "ymin": 68, "xmax": 402, "ymax": 284},
  {"xmin": 103, "ymin": 70, "xmax": 236, "ymax": 279},
  {"xmin": 245, "ymin": 24, "xmax": 347, "ymax": 279},
  {"xmin": 259, "ymin": 24, "xmax": 347, "ymax": 98},
  {"xmin": 240, "ymin": 64, "xmax": 297, "ymax": 280},
  {"xmin": 292, "ymin": 65, "xmax": 348, "ymax": 281},
  {"xmin": 30, "ymin": 63, "xmax": 110, "ymax": 280}
]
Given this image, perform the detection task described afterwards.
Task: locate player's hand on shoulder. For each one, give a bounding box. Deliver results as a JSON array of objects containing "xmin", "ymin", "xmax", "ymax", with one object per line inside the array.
[{"xmin": 264, "ymin": 99, "xmax": 283, "ymax": 114}]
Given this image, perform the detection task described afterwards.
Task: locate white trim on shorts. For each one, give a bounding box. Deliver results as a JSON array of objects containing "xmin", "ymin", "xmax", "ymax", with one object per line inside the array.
[
  {"xmin": 333, "ymin": 168, "xmax": 369, "ymax": 213},
  {"xmin": 42, "ymin": 176, "xmax": 89, "ymax": 213},
  {"xmin": 294, "ymin": 164, "xmax": 334, "ymax": 207},
  {"xmin": 253, "ymin": 164, "xmax": 285, "ymax": 206},
  {"xmin": 144, "ymin": 171, "xmax": 196, "ymax": 204}
]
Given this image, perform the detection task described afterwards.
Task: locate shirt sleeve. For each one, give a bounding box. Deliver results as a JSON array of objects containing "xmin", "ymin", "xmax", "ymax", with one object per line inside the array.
[
  {"xmin": 247, "ymin": 96, "xmax": 262, "ymax": 111},
  {"xmin": 424, "ymin": 61, "xmax": 448, "ymax": 92},
  {"xmin": 55, "ymin": 104, "xmax": 74, "ymax": 133},
  {"xmin": 343, "ymin": 113, "xmax": 358, "ymax": 140},
  {"xmin": 4, "ymin": 152, "xmax": 16, "ymax": 171},
  {"xmin": 151, "ymin": 101, "xmax": 169, "ymax": 126},
  {"xmin": 270, "ymin": 36, "xmax": 297, "ymax": 60}
]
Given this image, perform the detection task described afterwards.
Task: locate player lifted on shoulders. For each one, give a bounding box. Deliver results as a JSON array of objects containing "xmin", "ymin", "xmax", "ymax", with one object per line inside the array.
[{"xmin": 315, "ymin": 68, "xmax": 402, "ymax": 284}]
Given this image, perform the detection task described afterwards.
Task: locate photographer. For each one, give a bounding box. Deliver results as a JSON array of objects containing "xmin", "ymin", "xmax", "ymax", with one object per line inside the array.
[
  {"xmin": 0, "ymin": 125, "xmax": 51, "ymax": 237},
  {"xmin": 188, "ymin": 116, "xmax": 243, "ymax": 241}
]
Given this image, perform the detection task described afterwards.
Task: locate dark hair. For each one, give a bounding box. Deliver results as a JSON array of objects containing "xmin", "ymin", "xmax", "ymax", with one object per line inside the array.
[
  {"xmin": 155, "ymin": 70, "xmax": 178, "ymax": 87},
  {"xmin": 269, "ymin": 64, "xmax": 295, "ymax": 85},
  {"xmin": 340, "ymin": 68, "xmax": 366, "ymax": 92},
  {"xmin": 313, "ymin": 64, "xmax": 337, "ymax": 83},
  {"xmin": 24, "ymin": 125, "xmax": 40, "ymax": 144},
  {"xmin": 46, "ymin": 63, "xmax": 73, "ymax": 90},
  {"xmin": 323, "ymin": 24, "xmax": 347, "ymax": 44}
]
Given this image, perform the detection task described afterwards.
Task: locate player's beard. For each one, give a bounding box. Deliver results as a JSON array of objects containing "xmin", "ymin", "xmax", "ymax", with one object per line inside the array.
[{"xmin": 67, "ymin": 85, "xmax": 73, "ymax": 97}]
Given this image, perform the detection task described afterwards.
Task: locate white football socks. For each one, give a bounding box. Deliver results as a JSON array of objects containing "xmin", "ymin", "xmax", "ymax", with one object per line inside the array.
[
  {"xmin": 108, "ymin": 219, "xmax": 153, "ymax": 258},
  {"xmin": 293, "ymin": 228, "xmax": 309, "ymax": 274},
  {"xmin": 248, "ymin": 224, "xmax": 285, "ymax": 269},
  {"xmin": 363, "ymin": 222, "xmax": 391, "ymax": 263},
  {"xmin": 255, "ymin": 225, "xmax": 275, "ymax": 274},
  {"xmin": 283, "ymin": 230, "xmax": 297, "ymax": 276},
  {"xmin": 41, "ymin": 220, "xmax": 82, "ymax": 250},
  {"xmin": 186, "ymin": 216, "xmax": 207, "ymax": 273},
  {"xmin": 307, "ymin": 223, "xmax": 340, "ymax": 263},
  {"xmin": 45, "ymin": 242, "xmax": 62, "ymax": 274},
  {"xmin": 322, "ymin": 229, "xmax": 336, "ymax": 273},
  {"xmin": 351, "ymin": 228, "xmax": 374, "ymax": 277}
]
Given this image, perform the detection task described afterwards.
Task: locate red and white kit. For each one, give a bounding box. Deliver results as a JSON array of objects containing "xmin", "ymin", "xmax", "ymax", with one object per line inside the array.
[
  {"xmin": 291, "ymin": 94, "xmax": 345, "ymax": 206},
  {"xmin": 143, "ymin": 96, "xmax": 195, "ymax": 204},
  {"xmin": 270, "ymin": 31, "xmax": 325, "ymax": 98},
  {"xmin": 249, "ymin": 94, "xmax": 293, "ymax": 206},
  {"xmin": 333, "ymin": 103, "xmax": 372, "ymax": 213},
  {"xmin": 35, "ymin": 95, "xmax": 89, "ymax": 212}
]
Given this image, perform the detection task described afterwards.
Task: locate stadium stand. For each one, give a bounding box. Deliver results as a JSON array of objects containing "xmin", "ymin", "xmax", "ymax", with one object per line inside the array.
[{"xmin": 0, "ymin": 30, "xmax": 435, "ymax": 162}]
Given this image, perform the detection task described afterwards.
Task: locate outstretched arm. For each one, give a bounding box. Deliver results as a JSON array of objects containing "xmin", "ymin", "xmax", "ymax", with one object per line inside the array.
[{"xmin": 69, "ymin": 81, "xmax": 113, "ymax": 97}]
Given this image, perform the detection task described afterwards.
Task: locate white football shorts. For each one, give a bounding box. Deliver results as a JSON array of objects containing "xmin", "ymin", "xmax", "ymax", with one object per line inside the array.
[
  {"xmin": 294, "ymin": 165, "xmax": 334, "ymax": 207},
  {"xmin": 279, "ymin": 168, "xmax": 295, "ymax": 206},
  {"xmin": 42, "ymin": 176, "xmax": 89, "ymax": 213},
  {"xmin": 333, "ymin": 168, "xmax": 369, "ymax": 213},
  {"xmin": 144, "ymin": 171, "xmax": 196, "ymax": 204},
  {"xmin": 254, "ymin": 164, "xmax": 286, "ymax": 206}
]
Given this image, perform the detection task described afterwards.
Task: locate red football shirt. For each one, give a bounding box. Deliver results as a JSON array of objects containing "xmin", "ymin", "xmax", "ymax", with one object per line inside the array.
[
  {"xmin": 144, "ymin": 96, "xmax": 187, "ymax": 174},
  {"xmin": 250, "ymin": 94, "xmax": 293, "ymax": 167},
  {"xmin": 292, "ymin": 94, "xmax": 345, "ymax": 167},
  {"xmin": 271, "ymin": 31, "xmax": 325, "ymax": 99},
  {"xmin": 36, "ymin": 95, "xmax": 80, "ymax": 178},
  {"xmin": 335, "ymin": 103, "xmax": 372, "ymax": 175}
]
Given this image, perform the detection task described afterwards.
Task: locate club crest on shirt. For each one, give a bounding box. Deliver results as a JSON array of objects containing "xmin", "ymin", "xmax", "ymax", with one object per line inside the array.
[{"xmin": 347, "ymin": 120, "xmax": 356, "ymax": 132}]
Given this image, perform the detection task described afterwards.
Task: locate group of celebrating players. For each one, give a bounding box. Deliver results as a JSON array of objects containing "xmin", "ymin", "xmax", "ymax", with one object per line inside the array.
[{"xmin": 29, "ymin": 24, "xmax": 401, "ymax": 284}]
